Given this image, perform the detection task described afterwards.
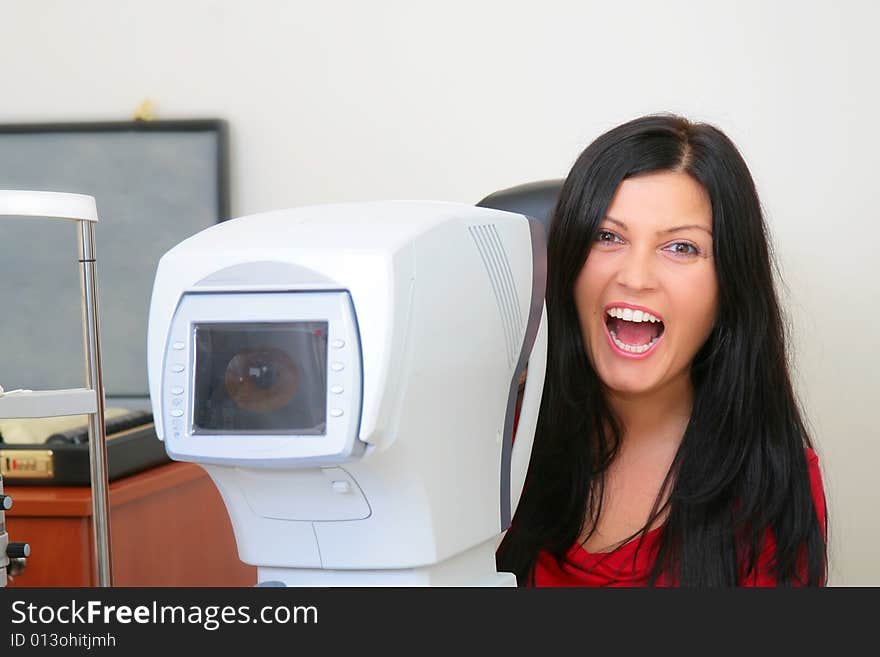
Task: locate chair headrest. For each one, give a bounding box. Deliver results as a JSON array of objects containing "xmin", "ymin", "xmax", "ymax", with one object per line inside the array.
[{"xmin": 476, "ymin": 179, "xmax": 563, "ymax": 237}]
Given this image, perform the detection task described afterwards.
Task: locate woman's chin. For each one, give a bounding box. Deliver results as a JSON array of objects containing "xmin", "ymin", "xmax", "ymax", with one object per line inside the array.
[
  {"xmin": 595, "ymin": 367, "xmax": 663, "ymax": 398},
  {"xmin": 603, "ymin": 379, "xmax": 657, "ymax": 397}
]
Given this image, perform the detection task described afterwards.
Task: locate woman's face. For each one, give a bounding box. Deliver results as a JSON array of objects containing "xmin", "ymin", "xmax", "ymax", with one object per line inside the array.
[{"xmin": 573, "ymin": 171, "xmax": 718, "ymax": 398}]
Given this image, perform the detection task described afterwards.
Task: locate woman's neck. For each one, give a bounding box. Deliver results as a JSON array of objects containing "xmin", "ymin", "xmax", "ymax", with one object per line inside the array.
[{"xmin": 604, "ymin": 369, "xmax": 693, "ymax": 449}]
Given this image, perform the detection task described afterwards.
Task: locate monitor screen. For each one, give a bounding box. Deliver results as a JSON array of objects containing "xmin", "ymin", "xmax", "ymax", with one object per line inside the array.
[
  {"xmin": 0, "ymin": 121, "xmax": 228, "ymax": 407},
  {"xmin": 192, "ymin": 322, "xmax": 328, "ymax": 435}
]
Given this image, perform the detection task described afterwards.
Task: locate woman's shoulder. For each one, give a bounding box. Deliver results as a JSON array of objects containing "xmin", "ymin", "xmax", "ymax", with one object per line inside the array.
[
  {"xmin": 803, "ymin": 446, "xmax": 826, "ymax": 535},
  {"xmin": 804, "ymin": 446, "xmax": 822, "ymax": 486}
]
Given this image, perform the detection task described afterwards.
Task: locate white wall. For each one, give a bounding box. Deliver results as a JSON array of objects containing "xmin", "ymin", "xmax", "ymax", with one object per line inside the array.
[{"xmin": 2, "ymin": 0, "xmax": 876, "ymax": 585}]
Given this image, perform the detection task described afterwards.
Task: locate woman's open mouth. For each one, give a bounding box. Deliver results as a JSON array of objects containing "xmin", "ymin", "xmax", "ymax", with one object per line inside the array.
[{"xmin": 603, "ymin": 305, "xmax": 665, "ymax": 357}]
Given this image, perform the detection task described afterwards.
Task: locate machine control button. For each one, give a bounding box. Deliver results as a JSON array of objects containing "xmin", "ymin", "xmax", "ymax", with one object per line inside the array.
[
  {"xmin": 171, "ymin": 364, "xmax": 185, "ymax": 373},
  {"xmin": 330, "ymin": 385, "xmax": 344, "ymax": 395},
  {"xmin": 171, "ymin": 409, "xmax": 184, "ymax": 417},
  {"xmin": 6, "ymin": 542, "xmax": 30, "ymax": 559},
  {"xmin": 332, "ymin": 339, "xmax": 345, "ymax": 349},
  {"xmin": 330, "ymin": 480, "xmax": 351, "ymax": 494},
  {"xmin": 330, "ymin": 362, "xmax": 344, "ymax": 372},
  {"xmin": 0, "ymin": 495, "xmax": 12, "ymax": 511},
  {"xmin": 172, "ymin": 341, "xmax": 185, "ymax": 350},
  {"xmin": 330, "ymin": 408, "xmax": 344, "ymax": 417},
  {"xmin": 171, "ymin": 386, "xmax": 184, "ymax": 395}
]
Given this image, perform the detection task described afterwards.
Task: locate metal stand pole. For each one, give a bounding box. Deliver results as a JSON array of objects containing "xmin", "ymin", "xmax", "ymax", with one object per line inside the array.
[{"xmin": 78, "ymin": 219, "xmax": 113, "ymax": 587}]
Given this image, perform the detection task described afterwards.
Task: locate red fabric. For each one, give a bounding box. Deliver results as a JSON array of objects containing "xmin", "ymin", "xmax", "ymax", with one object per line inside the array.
[
  {"xmin": 532, "ymin": 448, "xmax": 826, "ymax": 587},
  {"xmin": 512, "ymin": 402, "xmax": 520, "ymax": 444}
]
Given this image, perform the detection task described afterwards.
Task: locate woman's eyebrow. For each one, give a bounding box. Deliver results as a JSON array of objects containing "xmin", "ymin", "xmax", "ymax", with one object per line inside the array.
[
  {"xmin": 658, "ymin": 224, "xmax": 713, "ymax": 236},
  {"xmin": 604, "ymin": 216, "xmax": 712, "ymax": 236}
]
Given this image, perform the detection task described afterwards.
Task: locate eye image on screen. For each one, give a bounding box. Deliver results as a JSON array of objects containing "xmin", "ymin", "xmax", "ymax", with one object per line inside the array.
[
  {"xmin": 192, "ymin": 322, "xmax": 328, "ymax": 434},
  {"xmin": 224, "ymin": 347, "xmax": 300, "ymax": 413}
]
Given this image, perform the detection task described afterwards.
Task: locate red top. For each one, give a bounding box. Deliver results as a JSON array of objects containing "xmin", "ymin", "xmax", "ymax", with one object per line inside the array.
[{"xmin": 530, "ymin": 448, "xmax": 826, "ymax": 587}]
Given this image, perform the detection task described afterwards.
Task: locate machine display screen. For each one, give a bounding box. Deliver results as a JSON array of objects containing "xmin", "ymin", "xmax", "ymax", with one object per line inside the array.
[{"xmin": 192, "ymin": 322, "xmax": 328, "ymax": 434}]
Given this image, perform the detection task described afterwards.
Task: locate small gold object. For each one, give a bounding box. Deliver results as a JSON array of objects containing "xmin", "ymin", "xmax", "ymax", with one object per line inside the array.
[
  {"xmin": 132, "ymin": 99, "xmax": 156, "ymax": 121},
  {"xmin": 0, "ymin": 449, "xmax": 54, "ymax": 479}
]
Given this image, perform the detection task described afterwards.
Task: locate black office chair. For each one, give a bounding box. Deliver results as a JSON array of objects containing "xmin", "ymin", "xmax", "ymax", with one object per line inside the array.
[
  {"xmin": 476, "ymin": 179, "xmax": 563, "ymax": 237},
  {"xmin": 475, "ymin": 179, "xmax": 563, "ymax": 442}
]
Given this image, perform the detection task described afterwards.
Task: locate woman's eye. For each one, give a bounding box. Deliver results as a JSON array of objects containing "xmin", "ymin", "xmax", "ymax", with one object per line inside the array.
[
  {"xmin": 664, "ymin": 241, "xmax": 700, "ymax": 257},
  {"xmin": 596, "ymin": 230, "xmax": 622, "ymax": 244}
]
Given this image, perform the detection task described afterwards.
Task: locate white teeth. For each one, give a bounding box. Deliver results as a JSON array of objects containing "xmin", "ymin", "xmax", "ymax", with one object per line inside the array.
[
  {"xmin": 609, "ymin": 329, "xmax": 659, "ymax": 354},
  {"xmin": 605, "ymin": 307, "xmax": 661, "ymax": 323}
]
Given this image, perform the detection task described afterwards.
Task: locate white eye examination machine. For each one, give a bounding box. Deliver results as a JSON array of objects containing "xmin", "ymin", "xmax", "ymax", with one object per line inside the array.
[{"xmin": 147, "ymin": 201, "xmax": 547, "ymax": 586}]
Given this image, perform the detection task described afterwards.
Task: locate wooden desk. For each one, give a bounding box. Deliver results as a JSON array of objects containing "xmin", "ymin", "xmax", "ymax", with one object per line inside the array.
[{"xmin": 4, "ymin": 462, "xmax": 256, "ymax": 587}]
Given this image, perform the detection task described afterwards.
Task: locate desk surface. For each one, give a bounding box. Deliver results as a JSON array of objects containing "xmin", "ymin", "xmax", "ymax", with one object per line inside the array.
[
  {"xmin": 4, "ymin": 461, "xmax": 257, "ymax": 587},
  {"xmin": 5, "ymin": 460, "xmax": 212, "ymax": 516}
]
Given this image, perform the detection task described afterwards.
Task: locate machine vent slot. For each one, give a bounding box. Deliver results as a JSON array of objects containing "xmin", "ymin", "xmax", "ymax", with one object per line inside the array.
[{"xmin": 468, "ymin": 224, "xmax": 524, "ymax": 366}]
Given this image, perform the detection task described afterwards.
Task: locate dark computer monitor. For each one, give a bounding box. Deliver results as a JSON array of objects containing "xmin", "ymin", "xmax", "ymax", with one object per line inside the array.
[{"xmin": 0, "ymin": 120, "xmax": 230, "ymax": 409}]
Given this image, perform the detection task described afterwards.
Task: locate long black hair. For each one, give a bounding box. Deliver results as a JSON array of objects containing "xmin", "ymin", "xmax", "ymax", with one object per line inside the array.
[{"xmin": 497, "ymin": 114, "xmax": 827, "ymax": 586}]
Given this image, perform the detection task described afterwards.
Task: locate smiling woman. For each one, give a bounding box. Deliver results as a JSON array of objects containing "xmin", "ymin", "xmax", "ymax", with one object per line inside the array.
[
  {"xmin": 496, "ymin": 114, "xmax": 828, "ymax": 586},
  {"xmin": 577, "ymin": 172, "xmax": 718, "ymax": 395}
]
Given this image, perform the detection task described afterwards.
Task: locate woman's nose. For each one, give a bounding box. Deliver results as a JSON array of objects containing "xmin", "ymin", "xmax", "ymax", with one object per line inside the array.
[{"xmin": 615, "ymin": 247, "xmax": 657, "ymax": 291}]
